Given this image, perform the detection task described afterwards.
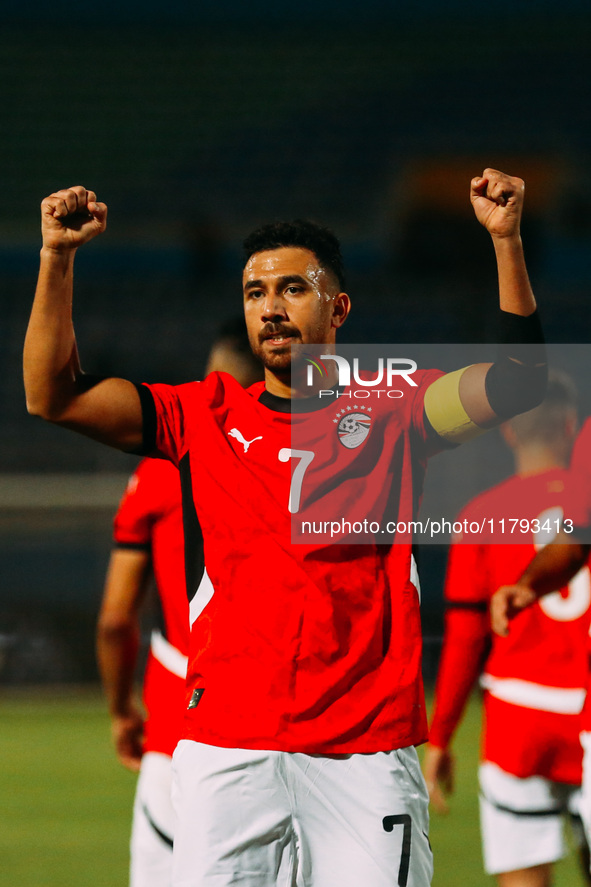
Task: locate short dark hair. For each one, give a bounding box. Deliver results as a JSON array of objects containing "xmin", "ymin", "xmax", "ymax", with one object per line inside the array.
[
  {"xmin": 243, "ymin": 219, "xmax": 346, "ymax": 290},
  {"xmin": 508, "ymin": 368, "xmax": 577, "ymax": 446}
]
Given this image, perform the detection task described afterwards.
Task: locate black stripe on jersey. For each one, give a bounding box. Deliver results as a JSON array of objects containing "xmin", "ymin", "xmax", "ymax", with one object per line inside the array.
[
  {"xmin": 445, "ymin": 600, "xmax": 488, "ymax": 612},
  {"xmin": 141, "ymin": 803, "xmax": 174, "ymax": 849},
  {"xmin": 114, "ymin": 541, "xmax": 151, "ymax": 552},
  {"xmin": 258, "ymin": 388, "xmax": 346, "ymax": 413},
  {"xmin": 258, "ymin": 389, "xmax": 291, "ymax": 413},
  {"xmin": 480, "ymin": 793, "xmax": 565, "ymax": 818},
  {"xmin": 179, "ymin": 452, "xmax": 205, "ymax": 604},
  {"xmin": 133, "ymin": 383, "xmax": 158, "ymax": 455}
]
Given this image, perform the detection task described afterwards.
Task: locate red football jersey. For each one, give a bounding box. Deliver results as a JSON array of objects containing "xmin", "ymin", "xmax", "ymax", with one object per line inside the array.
[
  {"xmin": 570, "ymin": 417, "xmax": 591, "ymax": 477},
  {"xmin": 141, "ymin": 368, "xmax": 444, "ymax": 754},
  {"xmin": 113, "ymin": 458, "xmax": 189, "ymax": 756},
  {"xmin": 567, "ymin": 417, "xmax": 591, "ymax": 733},
  {"xmin": 430, "ymin": 469, "xmax": 591, "ymax": 783},
  {"xmin": 566, "ymin": 417, "xmax": 591, "ymax": 533}
]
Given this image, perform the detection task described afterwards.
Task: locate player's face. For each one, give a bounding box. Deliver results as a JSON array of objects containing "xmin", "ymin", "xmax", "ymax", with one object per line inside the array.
[{"xmin": 243, "ymin": 247, "xmax": 349, "ymax": 375}]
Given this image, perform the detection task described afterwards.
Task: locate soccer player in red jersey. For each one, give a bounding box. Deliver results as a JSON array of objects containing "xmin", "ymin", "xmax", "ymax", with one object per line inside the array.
[
  {"xmin": 492, "ymin": 418, "xmax": 591, "ymax": 878},
  {"xmin": 25, "ymin": 169, "xmax": 545, "ymax": 887},
  {"xmin": 96, "ymin": 325, "xmax": 262, "ymax": 887},
  {"xmin": 424, "ymin": 373, "xmax": 591, "ymax": 887}
]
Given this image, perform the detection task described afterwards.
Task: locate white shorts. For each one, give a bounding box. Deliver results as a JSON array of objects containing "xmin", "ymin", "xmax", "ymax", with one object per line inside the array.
[
  {"xmin": 130, "ymin": 751, "xmax": 175, "ymax": 887},
  {"xmin": 479, "ymin": 761, "xmax": 581, "ymax": 875},
  {"xmin": 171, "ymin": 740, "xmax": 433, "ymax": 887}
]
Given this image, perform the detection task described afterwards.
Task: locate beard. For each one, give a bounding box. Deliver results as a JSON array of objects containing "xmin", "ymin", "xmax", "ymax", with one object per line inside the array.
[{"xmin": 249, "ymin": 322, "xmax": 300, "ymax": 374}]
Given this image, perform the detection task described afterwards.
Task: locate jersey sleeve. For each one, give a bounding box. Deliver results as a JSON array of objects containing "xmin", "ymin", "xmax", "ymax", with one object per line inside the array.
[
  {"xmin": 568, "ymin": 419, "xmax": 591, "ymax": 534},
  {"xmin": 113, "ymin": 459, "xmax": 162, "ymax": 548},
  {"xmin": 137, "ymin": 382, "xmax": 188, "ymax": 465},
  {"xmin": 570, "ymin": 417, "xmax": 591, "ymax": 474},
  {"xmin": 428, "ymin": 533, "xmax": 491, "ymax": 749},
  {"xmin": 444, "ymin": 534, "xmax": 491, "ymax": 606},
  {"xmin": 563, "ymin": 469, "xmax": 591, "ymax": 536}
]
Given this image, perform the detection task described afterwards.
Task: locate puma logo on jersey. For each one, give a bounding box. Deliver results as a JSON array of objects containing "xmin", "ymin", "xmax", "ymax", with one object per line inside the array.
[{"xmin": 228, "ymin": 428, "xmax": 263, "ymax": 453}]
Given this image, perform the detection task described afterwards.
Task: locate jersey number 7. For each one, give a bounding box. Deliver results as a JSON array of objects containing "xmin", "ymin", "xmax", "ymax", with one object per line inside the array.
[{"xmin": 278, "ymin": 448, "xmax": 315, "ymax": 514}]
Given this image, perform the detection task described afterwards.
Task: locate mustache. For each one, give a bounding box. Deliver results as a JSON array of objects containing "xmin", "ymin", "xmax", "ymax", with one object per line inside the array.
[{"xmin": 258, "ymin": 323, "xmax": 301, "ymax": 342}]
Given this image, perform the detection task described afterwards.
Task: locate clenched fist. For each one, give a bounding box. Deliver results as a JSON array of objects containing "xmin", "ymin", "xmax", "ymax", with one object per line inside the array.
[
  {"xmin": 470, "ymin": 168, "xmax": 525, "ymax": 239},
  {"xmin": 41, "ymin": 185, "xmax": 107, "ymax": 252}
]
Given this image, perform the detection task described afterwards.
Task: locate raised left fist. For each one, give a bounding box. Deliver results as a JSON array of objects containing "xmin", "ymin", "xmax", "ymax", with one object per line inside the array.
[{"xmin": 470, "ymin": 168, "xmax": 525, "ymax": 239}]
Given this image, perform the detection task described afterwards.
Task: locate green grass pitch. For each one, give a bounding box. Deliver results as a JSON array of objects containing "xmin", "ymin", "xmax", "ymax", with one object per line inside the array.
[{"xmin": 0, "ymin": 688, "xmax": 585, "ymax": 886}]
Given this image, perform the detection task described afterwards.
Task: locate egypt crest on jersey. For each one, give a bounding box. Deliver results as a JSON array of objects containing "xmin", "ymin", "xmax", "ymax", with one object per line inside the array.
[
  {"xmin": 140, "ymin": 368, "xmax": 445, "ymax": 755},
  {"xmin": 336, "ymin": 408, "xmax": 373, "ymax": 449}
]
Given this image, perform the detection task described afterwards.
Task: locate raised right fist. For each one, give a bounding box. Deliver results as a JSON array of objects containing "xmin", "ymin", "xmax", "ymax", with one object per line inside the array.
[{"xmin": 41, "ymin": 185, "xmax": 107, "ymax": 252}]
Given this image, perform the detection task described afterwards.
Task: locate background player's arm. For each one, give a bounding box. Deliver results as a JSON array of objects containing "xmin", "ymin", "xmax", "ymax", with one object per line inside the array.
[
  {"xmin": 424, "ymin": 169, "xmax": 545, "ymax": 444},
  {"xmin": 491, "ymin": 530, "xmax": 591, "ymax": 636},
  {"xmin": 424, "ymin": 544, "xmax": 490, "ymax": 813},
  {"xmin": 24, "ymin": 186, "xmax": 143, "ymax": 452},
  {"xmin": 96, "ymin": 547, "xmax": 151, "ymax": 771}
]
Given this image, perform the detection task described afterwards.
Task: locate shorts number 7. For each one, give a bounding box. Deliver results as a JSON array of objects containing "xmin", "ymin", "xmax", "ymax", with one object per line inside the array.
[
  {"xmin": 278, "ymin": 448, "xmax": 315, "ymax": 514},
  {"xmin": 382, "ymin": 814, "xmax": 412, "ymax": 887}
]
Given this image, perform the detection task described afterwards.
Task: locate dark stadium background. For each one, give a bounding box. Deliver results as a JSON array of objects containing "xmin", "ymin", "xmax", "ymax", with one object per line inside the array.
[{"xmin": 1, "ymin": 0, "xmax": 590, "ymax": 685}]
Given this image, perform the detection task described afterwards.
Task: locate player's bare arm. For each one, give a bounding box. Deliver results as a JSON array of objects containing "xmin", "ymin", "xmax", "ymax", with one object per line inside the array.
[
  {"xmin": 491, "ymin": 531, "xmax": 591, "ymax": 637},
  {"xmin": 97, "ymin": 547, "xmax": 151, "ymax": 771},
  {"xmin": 424, "ymin": 540, "xmax": 493, "ymax": 816},
  {"xmin": 424, "ymin": 608, "xmax": 490, "ymax": 814},
  {"xmin": 423, "ymin": 745, "xmax": 454, "ymax": 815},
  {"xmin": 24, "ymin": 186, "xmax": 143, "ymax": 451},
  {"xmin": 424, "ymin": 169, "xmax": 545, "ymax": 445}
]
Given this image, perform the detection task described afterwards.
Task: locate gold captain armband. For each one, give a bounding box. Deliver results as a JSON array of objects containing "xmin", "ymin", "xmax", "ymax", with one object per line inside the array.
[{"xmin": 423, "ymin": 367, "xmax": 485, "ymax": 445}]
